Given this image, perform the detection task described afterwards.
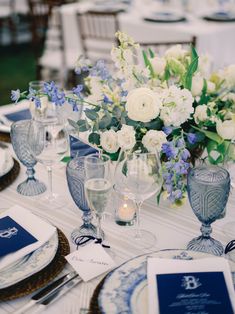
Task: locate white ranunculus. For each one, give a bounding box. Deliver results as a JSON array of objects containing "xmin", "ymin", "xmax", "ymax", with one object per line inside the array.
[
  {"xmin": 151, "ymin": 57, "xmax": 166, "ymax": 76},
  {"xmin": 160, "ymin": 86, "xmax": 194, "ymax": 127},
  {"xmin": 100, "ymin": 130, "xmax": 119, "ymax": 153},
  {"xmin": 194, "ymin": 105, "xmax": 208, "ymax": 124},
  {"xmin": 142, "ymin": 130, "xmax": 167, "ymax": 152},
  {"xmin": 191, "ymin": 74, "xmax": 203, "ymax": 97},
  {"xmin": 117, "ymin": 125, "xmax": 136, "ymax": 150},
  {"xmin": 126, "ymin": 87, "xmax": 162, "ymax": 122},
  {"xmin": 165, "ymin": 45, "xmax": 188, "ymax": 60},
  {"xmin": 216, "ymin": 120, "xmax": 235, "ymax": 140}
]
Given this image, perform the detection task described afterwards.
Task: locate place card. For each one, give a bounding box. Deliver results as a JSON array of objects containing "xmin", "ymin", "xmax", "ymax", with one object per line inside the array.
[
  {"xmin": 0, "ymin": 216, "xmax": 37, "ymax": 258},
  {"xmin": 65, "ymin": 242, "xmax": 116, "ymax": 282},
  {"xmin": 147, "ymin": 257, "xmax": 235, "ymax": 314}
]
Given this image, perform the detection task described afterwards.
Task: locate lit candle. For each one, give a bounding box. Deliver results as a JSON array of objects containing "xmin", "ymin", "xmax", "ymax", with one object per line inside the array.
[{"xmin": 118, "ymin": 203, "xmax": 135, "ymax": 222}]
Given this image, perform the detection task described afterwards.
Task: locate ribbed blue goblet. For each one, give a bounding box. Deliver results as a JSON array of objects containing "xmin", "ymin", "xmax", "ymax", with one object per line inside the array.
[
  {"xmin": 187, "ymin": 165, "xmax": 230, "ymax": 256},
  {"xmin": 66, "ymin": 156, "xmax": 97, "ymax": 244},
  {"xmin": 10, "ymin": 120, "xmax": 46, "ymax": 196}
]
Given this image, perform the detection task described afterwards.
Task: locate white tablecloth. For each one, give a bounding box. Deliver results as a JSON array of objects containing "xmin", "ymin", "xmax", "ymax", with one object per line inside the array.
[
  {"xmin": 0, "ymin": 103, "xmax": 235, "ymax": 313},
  {"xmin": 55, "ymin": 0, "xmax": 235, "ymax": 71}
]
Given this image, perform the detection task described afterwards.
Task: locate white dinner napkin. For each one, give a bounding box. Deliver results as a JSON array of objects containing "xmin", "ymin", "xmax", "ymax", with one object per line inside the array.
[{"xmin": 0, "ymin": 205, "xmax": 56, "ymax": 271}]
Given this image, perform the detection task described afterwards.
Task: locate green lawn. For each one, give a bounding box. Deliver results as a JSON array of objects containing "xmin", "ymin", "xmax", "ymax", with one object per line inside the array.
[{"xmin": 0, "ymin": 44, "xmax": 36, "ymax": 106}]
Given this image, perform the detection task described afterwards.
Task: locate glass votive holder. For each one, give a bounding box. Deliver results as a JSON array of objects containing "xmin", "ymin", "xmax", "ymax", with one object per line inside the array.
[{"xmin": 114, "ymin": 192, "xmax": 136, "ymax": 226}]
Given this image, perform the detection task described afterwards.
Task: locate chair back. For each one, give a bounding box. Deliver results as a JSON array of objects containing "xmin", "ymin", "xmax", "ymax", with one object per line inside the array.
[{"xmin": 77, "ymin": 10, "xmax": 120, "ymax": 63}]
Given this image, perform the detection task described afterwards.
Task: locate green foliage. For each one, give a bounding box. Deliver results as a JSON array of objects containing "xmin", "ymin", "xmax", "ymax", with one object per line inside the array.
[
  {"xmin": 84, "ymin": 109, "xmax": 98, "ymax": 120},
  {"xmin": 184, "ymin": 45, "xmax": 199, "ymax": 90},
  {"xmin": 142, "ymin": 50, "xmax": 155, "ymax": 77},
  {"xmin": 88, "ymin": 132, "xmax": 100, "ymax": 145}
]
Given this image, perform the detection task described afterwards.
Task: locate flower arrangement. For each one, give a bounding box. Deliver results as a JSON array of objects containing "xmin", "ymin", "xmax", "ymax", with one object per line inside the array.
[{"xmin": 12, "ymin": 32, "xmax": 235, "ymax": 205}]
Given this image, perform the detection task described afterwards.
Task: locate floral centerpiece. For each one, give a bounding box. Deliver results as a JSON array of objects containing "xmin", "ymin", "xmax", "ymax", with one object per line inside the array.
[{"xmin": 12, "ymin": 32, "xmax": 235, "ymax": 205}]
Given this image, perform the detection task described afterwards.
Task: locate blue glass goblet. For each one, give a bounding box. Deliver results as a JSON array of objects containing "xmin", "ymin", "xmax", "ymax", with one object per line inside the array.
[
  {"xmin": 10, "ymin": 120, "xmax": 46, "ymax": 196},
  {"xmin": 187, "ymin": 165, "xmax": 230, "ymax": 256},
  {"xmin": 66, "ymin": 156, "xmax": 97, "ymax": 244}
]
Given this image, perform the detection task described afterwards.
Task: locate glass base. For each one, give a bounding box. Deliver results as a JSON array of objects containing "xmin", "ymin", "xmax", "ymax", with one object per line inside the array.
[
  {"xmin": 36, "ymin": 192, "xmax": 67, "ymax": 209},
  {"xmin": 187, "ymin": 236, "xmax": 224, "ymax": 256},
  {"xmin": 71, "ymin": 224, "xmax": 97, "ymax": 245},
  {"xmin": 17, "ymin": 179, "xmax": 46, "ymax": 196},
  {"xmin": 126, "ymin": 229, "xmax": 157, "ymax": 250}
]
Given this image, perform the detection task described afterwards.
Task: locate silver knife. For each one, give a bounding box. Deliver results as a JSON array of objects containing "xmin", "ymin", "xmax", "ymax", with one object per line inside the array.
[{"xmin": 13, "ymin": 271, "xmax": 81, "ymax": 314}]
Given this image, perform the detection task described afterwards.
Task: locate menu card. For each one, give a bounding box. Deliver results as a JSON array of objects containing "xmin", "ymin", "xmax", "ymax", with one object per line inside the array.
[
  {"xmin": 69, "ymin": 135, "xmax": 99, "ymax": 158},
  {"xmin": 147, "ymin": 257, "xmax": 235, "ymax": 314}
]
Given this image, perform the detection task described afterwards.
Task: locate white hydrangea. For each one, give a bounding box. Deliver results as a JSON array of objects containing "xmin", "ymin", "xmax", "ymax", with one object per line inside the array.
[
  {"xmin": 117, "ymin": 125, "xmax": 136, "ymax": 150},
  {"xmin": 126, "ymin": 87, "xmax": 162, "ymax": 123},
  {"xmin": 100, "ymin": 130, "xmax": 119, "ymax": 153},
  {"xmin": 142, "ymin": 130, "xmax": 167, "ymax": 152},
  {"xmin": 220, "ymin": 64, "xmax": 235, "ymax": 88},
  {"xmin": 198, "ymin": 54, "xmax": 212, "ymax": 78},
  {"xmin": 160, "ymin": 86, "xmax": 194, "ymax": 127}
]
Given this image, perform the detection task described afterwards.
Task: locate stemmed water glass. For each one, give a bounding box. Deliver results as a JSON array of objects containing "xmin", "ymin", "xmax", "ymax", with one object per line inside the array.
[
  {"xmin": 187, "ymin": 165, "xmax": 231, "ymax": 256},
  {"xmin": 66, "ymin": 156, "xmax": 97, "ymax": 243},
  {"xmin": 28, "ymin": 115, "xmax": 68, "ymax": 208},
  {"xmin": 114, "ymin": 151, "xmax": 163, "ymax": 249},
  {"xmin": 10, "ymin": 119, "xmax": 46, "ymax": 196},
  {"xmin": 84, "ymin": 154, "xmax": 112, "ymax": 241}
]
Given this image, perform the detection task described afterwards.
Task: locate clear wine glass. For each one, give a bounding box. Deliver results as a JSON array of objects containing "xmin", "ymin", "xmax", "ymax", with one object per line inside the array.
[
  {"xmin": 28, "ymin": 115, "xmax": 68, "ymax": 209},
  {"xmin": 114, "ymin": 151, "xmax": 163, "ymax": 249},
  {"xmin": 84, "ymin": 154, "xmax": 111, "ymax": 241}
]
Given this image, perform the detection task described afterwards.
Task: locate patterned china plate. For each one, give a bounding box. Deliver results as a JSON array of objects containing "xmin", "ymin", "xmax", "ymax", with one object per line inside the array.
[
  {"xmin": 0, "ymin": 231, "xmax": 58, "ymax": 289},
  {"xmin": 98, "ymin": 249, "xmax": 235, "ymax": 314},
  {"xmin": 144, "ymin": 12, "xmax": 186, "ymax": 23},
  {"xmin": 0, "ymin": 154, "xmax": 14, "ymax": 177}
]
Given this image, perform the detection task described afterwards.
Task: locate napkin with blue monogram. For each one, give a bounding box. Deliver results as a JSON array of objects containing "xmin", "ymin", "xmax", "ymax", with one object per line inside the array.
[
  {"xmin": 0, "ymin": 205, "xmax": 56, "ymax": 271},
  {"xmin": 147, "ymin": 257, "xmax": 235, "ymax": 314},
  {"xmin": 0, "ymin": 216, "xmax": 37, "ymax": 258}
]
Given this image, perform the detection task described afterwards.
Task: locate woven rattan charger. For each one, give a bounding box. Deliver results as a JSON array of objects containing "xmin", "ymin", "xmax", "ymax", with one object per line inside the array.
[
  {"xmin": 0, "ymin": 229, "xmax": 70, "ymax": 301},
  {"xmin": 0, "ymin": 159, "xmax": 20, "ymax": 192}
]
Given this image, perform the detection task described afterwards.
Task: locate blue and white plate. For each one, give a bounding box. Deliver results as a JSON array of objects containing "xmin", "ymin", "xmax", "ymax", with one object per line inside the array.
[
  {"xmin": 144, "ymin": 12, "xmax": 186, "ymax": 23},
  {"xmin": 203, "ymin": 11, "xmax": 235, "ymax": 22},
  {"xmin": 0, "ymin": 231, "xmax": 58, "ymax": 289},
  {"xmin": 98, "ymin": 249, "xmax": 235, "ymax": 314}
]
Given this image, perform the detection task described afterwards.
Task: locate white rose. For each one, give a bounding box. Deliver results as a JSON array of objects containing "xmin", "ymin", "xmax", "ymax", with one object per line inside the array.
[
  {"xmin": 216, "ymin": 120, "xmax": 235, "ymax": 140},
  {"xmin": 194, "ymin": 105, "xmax": 208, "ymax": 124},
  {"xmin": 100, "ymin": 130, "xmax": 119, "ymax": 153},
  {"xmin": 165, "ymin": 45, "xmax": 188, "ymax": 60},
  {"xmin": 151, "ymin": 57, "xmax": 166, "ymax": 76},
  {"xmin": 142, "ymin": 130, "xmax": 167, "ymax": 152},
  {"xmin": 117, "ymin": 125, "xmax": 136, "ymax": 150},
  {"xmin": 191, "ymin": 74, "xmax": 203, "ymax": 97},
  {"xmin": 126, "ymin": 87, "xmax": 161, "ymax": 122}
]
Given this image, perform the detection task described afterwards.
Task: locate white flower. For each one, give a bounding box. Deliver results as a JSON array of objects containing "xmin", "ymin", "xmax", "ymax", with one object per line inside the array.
[
  {"xmin": 165, "ymin": 45, "xmax": 188, "ymax": 60},
  {"xmin": 198, "ymin": 54, "xmax": 212, "ymax": 78},
  {"xmin": 126, "ymin": 87, "xmax": 162, "ymax": 122},
  {"xmin": 151, "ymin": 57, "xmax": 166, "ymax": 76},
  {"xmin": 191, "ymin": 74, "xmax": 204, "ymax": 97},
  {"xmin": 194, "ymin": 105, "xmax": 208, "ymax": 124},
  {"xmin": 160, "ymin": 86, "xmax": 194, "ymax": 127},
  {"xmin": 216, "ymin": 119, "xmax": 235, "ymax": 140},
  {"xmin": 222, "ymin": 64, "xmax": 235, "ymax": 88},
  {"xmin": 100, "ymin": 130, "xmax": 119, "ymax": 153},
  {"xmin": 117, "ymin": 125, "xmax": 136, "ymax": 150},
  {"xmin": 142, "ymin": 130, "xmax": 167, "ymax": 152},
  {"xmin": 207, "ymin": 81, "xmax": 216, "ymax": 94}
]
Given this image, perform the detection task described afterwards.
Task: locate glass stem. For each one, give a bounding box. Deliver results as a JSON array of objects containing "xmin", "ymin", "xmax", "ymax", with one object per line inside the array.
[
  {"xmin": 46, "ymin": 165, "xmax": 53, "ymax": 199},
  {"xmin": 135, "ymin": 201, "xmax": 143, "ymax": 239},
  {"xmin": 26, "ymin": 167, "xmax": 35, "ymax": 182},
  {"xmin": 96, "ymin": 214, "xmax": 102, "ymax": 240}
]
